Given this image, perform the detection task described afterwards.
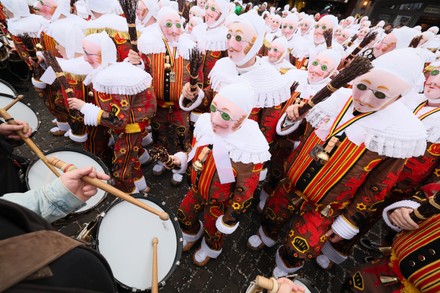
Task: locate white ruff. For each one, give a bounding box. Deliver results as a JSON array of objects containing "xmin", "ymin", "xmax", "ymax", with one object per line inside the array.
[
  {"xmin": 208, "ymin": 57, "xmax": 292, "ymax": 108},
  {"xmin": 192, "ymin": 24, "xmax": 228, "ymax": 52},
  {"xmin": 7, "ymin": 15, "xmax": 49, "ymax": 37},
  {"xmin": 192, "ymin": 113, "xmax": 271, "ymax": 164},
  {"xmin": 138, "ymin": 33, "xmax": 195, "ymax": 60},
  {"xmin": 417, "ymin": 106, "xmax": 440, "ymax": 143},
  {"xmin": 306, "ymin": 91, "xmax": 427, "ymax": 159},
  {"xmin": 85, "ymin": 14, "xmax": 128, "ymax": 32},
  {"xmin": 92, "ymin": 62, "xmax": 152, "ymax": 95},
  {"xmin": 58, "ymin": 57, "xmax": 93, "ymax": 76}
]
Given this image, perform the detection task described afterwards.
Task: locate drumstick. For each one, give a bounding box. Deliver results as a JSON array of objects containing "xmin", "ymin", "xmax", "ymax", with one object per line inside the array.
[
  {"xmin": 47, "ymin": 157, "xmax": 170, "ymax": 220},
  {"xmin": 0, "ymin": 108, "xmax": 61, "ymax": 177},
  {"xmin": 3, "ymin": 95, "xmax": 24, "ymax": 111},
  {"xmin": 255, "ymin": 276, "xmax": 303, "ymax": 293},
  {"xmin": 151, "ymin": 237, "xmax": 159, "ymax": 293}
]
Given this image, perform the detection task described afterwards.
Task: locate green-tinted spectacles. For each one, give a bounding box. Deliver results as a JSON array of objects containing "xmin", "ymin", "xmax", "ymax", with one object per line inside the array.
[
  {"xmin": 314, "ymin": 24, "xmax": 327, "ymax": 30},
  {"xmin": 165, "ymin": 22, "xmax": 182, "ymax": 28},
  {"xmin": 356, "ymin": 83, "xmax": 387, "ymax": 99},
  {"xmin": 431, "ymin": 69, "xmax": 439, "ymax": 76},
  {"xmin": 282, "ymin": 25, "xmax": 294, "ymax": 30},
  {"xmin": 226, "ymin": 33, "xmax": 247, "ymax": 42},
  {"xmin": 311, "ymin": 60, "xmax": 328, "ymax": 71},
  {"xmin": 210, "ymin": 104, "xmax": 237, "ymax": 121}
]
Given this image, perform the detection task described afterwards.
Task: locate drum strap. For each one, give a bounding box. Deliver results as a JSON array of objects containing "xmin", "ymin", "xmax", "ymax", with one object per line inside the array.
[{"xmin": 0, "ymin": 230, "xmax": 82, "ymax": 292}]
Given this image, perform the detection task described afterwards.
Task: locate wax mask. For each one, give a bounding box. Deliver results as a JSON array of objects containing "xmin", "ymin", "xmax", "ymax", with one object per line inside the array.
[
  {"xmin": 270, "ymin": 16, "xmax": 281, "ymax": 32},
  {"xmin": 299, "ymin": 19, "xmax": 310, "ymax": 35},
  {"xmin": 227, "ymin": 22, "xmax": 256, "ymax": 65},
  {"xmin": 197, "ymin": 0, "xmax": 206, "ymax": 10},
  {"xmin": 374, "ymin": 33, "xmax": 397, "ymax": 57},
  {"xmin": 358, "ymin": 27, "xmax": 369, "ymax": 40},
  {"xmin": 34, "ymin": 0, "xmax": 57, "ymax": 20},
  {"xmin": 314, "ymin": 18, "xmax": 334, "ymax": 44},
  {"xmin": 336, "ymin": 29, "xmax": 350, "ymax": 44},
  {"xmin": 210, "ymin": 93, "xmax": 247, "ymax": 136},
  {"xmin": 187, "ymin": 18, "xmax": 197, "ymax": 33},
  {"xmin": 82, "ymin": 40, "xmax": 102, "ymax": 69},
  {"xmin": 160, "ymin": 13, "xmax": 182, "ymax": 43},
  {"xmin": 136, "ymin": 0, "xmax": 148, "ymax": 21},
  {"xmin": 281, "ymin": 19, "xmax": 297, "ymax": 40},
  {"xmin": 307, "ymin": 54, "xmax": 336, "ymax": 84},
  {"xmin": 334, "ymin": 25, "xmax": 342, "ymax": 38},
  {"xmin": 264, "ymin": 15, "xmax": 272, "ymax": 26},
  {"xmin": 425, "ymin": 67, "xmax": 440, "ymax": 100},
  {"xmin": 204, "ymin": 0, "xmax": 221, "ymax": 27},
  {"xmin": 267, "ymin": 42, "xmax": 285, "ymax": 63},
  {"xmin": 352, "ymin": 69, "xmax": 410, "ymax": 113}
]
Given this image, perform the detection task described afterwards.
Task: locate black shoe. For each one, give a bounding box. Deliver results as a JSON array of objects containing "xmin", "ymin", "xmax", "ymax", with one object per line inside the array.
[{"xmin": 359, "ymin": 238, "xmax": 381, "ymax": 253}]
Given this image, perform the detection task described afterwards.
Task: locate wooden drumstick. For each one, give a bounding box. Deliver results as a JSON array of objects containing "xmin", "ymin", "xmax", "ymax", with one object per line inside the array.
[
  {"xmin": 0, "ymin": 108, "xmax": 61, "ymax": 177},
  {"xmin": 47, "ymin": 157, "xmax": 170, "ymax": 220},
  {"xmin": 255, "ymin": 276, "xmax": 303, "ymax": 293},
  {"xmin": 3, "ymin": 95, "xmax": 24, "ymax": 111},
  {"xmin": 151, "ymin": 237, "xmax": 159, "ymax": 293}
]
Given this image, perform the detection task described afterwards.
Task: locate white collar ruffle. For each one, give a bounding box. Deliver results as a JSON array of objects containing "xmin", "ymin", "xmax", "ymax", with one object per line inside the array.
[
  {"xmin": 192, "ymin": 23, "xmax": 228, "ymax": 52},
  {"xmin": 7, "ymin": 15, "xmax": 49, "ymax": 37},
  {"xmin": 138, "ymin": 33, "xmax": 195, "ymax": 60}
]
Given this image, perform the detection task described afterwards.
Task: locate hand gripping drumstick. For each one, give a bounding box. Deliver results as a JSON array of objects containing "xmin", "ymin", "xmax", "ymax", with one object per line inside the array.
[
  {"xmin": 47, "ymin": 157, "xmax": 170, "ymax": 220},
  {"xmin": 0, "ymin": 98, "xmax": 61, "ymax": 177},
  {"xmin": 255, "ymin": 276, "xmax": 302, "ymax": 293},
  {"xmin": 151, "ymin": 237, "xmax": 159, "ymax": 293}
]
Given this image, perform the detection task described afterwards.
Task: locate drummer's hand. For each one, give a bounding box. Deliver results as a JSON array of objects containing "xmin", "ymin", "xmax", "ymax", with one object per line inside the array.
[
  {"xmin": 0, "ymin": 119, "xmax": 32, "ymax": 140},
  {"xmin": 128, "ymin": 49, "xmax": 142, "ymax": 65},
  {"xmin": 68, "ymin": 97, "xmax": 86, "ymax": 111},
  {"xmin": 325, "ymin": 228, "xmax": 344, "ymax": 243},
  {"xmin": 60, "ymin": 166, "xmax": 110, "ymax": 202},
  {"xmin": 182, "ymin": 82, "xmax": 199, "ymax": 100},
  {"xmin": 277, "ymin": 278, "xmax": 306, "ymax": 293}
]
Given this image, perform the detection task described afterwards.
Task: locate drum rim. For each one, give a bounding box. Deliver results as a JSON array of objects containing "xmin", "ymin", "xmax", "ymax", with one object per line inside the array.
[
  {"xmin": 25, "ymin": 147, "xmax": 110, "ymax": 214},
  {"xmin": 0, "ymin": 78, "xmax": 17, "ymax": 98},
  {"xmin": 95, "ymin": 194, "xmax": 183, "ymax": 292},
  {"xmin": 0, "ymin": 79, "xmax": 41, "ymax": 132}
]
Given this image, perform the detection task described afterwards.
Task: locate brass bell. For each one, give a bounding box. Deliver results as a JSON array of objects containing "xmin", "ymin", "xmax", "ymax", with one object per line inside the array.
[
  {"xmin": 316, "ymin": 151, "xmax": 330, "ymax": 164},
  {"xmin": 88, "ymin": 91, "xmax": 94, "ymax": 97},
  {"xmin": 193, "ymin": 160, "xmax": 203, "ymax": 172},
  {"xmin": 320, "ymin": 204, "xmax": 332, "ymax": 217},
  {"xmin": 379, "ymin": 275, "xmax": 399, "ymax": 286}
]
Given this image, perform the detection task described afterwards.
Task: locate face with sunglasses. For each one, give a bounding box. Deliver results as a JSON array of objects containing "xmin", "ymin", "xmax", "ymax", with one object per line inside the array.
[
  {"xmin": 82, "ymin": 40, "xmax": 102, "ymax": 69},
  {"xmin": 160, "ymin": 13, "xmax": 182, "ymax": 43},
  {"xmin": 424, "ymin": 67, "xmax": 440, "ymax": 101},
  {"xmin": 336, "ymin": 29, "xmax": 350, "ymax": 44},
  {"xmin": 281, "ymin": 19, "xmax": 298, "ymax": 40},
  {"xmin": 313, "ymin": 18, "xmax": 334, "ymax": 44},
  {"xmin": 210, "ymin": 94, "xmax": 247, "ymax": 136},
  {"xmin": 204, "ymin": 0, "xmax": 221, "ymax": 26},
  {"xmin": 267, "ymin": 42, "xmax": 285, "ymax": 64},
  {"xmin": 226, "ymin": 22, "xmax": 255, "ymax": 65},
  {"xmin": 307, "ymin": 55, "xmax": 337, "ymax": 84},
  {"xmin": 352, "ymin": 69, "xmax": 410, "ymax": 113},
  {"xmin": 299, "ymin": 19, "xmax": 311, "ymax": 35}
]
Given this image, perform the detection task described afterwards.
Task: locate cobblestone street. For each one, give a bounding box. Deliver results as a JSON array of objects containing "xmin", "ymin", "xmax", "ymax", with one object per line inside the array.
[{"xmin": 1, "ymin": 72, "xmax": 385, "ymax": 293}]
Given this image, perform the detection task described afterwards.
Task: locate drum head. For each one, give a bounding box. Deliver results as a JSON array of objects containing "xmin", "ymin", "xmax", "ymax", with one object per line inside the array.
[
  {"xmin": 96, "ymin": 195, "xmax": 183, "ymax": 291},
  {"xmin": 0, "ymin": 79, "xmax": 40, "ymax": 133},
  {"xmin": 26, "ymin": 148, "xmax": 109, "ymax": 214}
]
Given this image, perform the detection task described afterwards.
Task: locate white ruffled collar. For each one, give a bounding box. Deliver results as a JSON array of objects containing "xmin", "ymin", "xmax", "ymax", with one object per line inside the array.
[
  {"xmin": 306, "ymin": 91, "xmax": 427, "ymax": 158},
  {"xmin": 91, "ymin": 62, "xmax": 152, "ymax": 95},
  {"xmin": 192, "ymin": 113, "xmax": 271, "ymax": 164},
  {"xmin": 86, "ymin": 14, "xmax": 128, "ymax": 32},
  {"xmin": 57, "ymin": 56, "xmax": 93, "ymax": 76},
  {"xmin": 209, "ymin": 57, "xmax": 292, "ymax": 108},
  {"xmin": 138, "ymin": 33, "xmax": 195, "ymax": 60},
  {"xmin": 7, "ymin": 15, "xmax": 49, "ymax": 37},
  {"xmin": 192, "ymin": 23, "xmax": 228, "ymax": 52}
]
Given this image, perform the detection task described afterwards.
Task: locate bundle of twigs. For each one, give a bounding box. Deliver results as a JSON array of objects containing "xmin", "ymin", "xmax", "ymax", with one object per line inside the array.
[
  {"xmin": 346, "ymin": 31, "xmax": 377, "ymax": 61},
  {"xmin": 408, "ymin": 35, "xmax": 423, "ymax": 48},
  {"xmin": 324, "ymin": 29, "xmax": 333, "ymax": 49},
  {"xmin": 298, "ymin": 56, "xmax": 373, "ymax": 116},
  {"xmin": 189, "ymin": 46, "xmax": 203, "ymax": 92},
  {"xmin": 20, "ymin": 33, "xmax": 45, "ymax": 79},
  {"xmin": 149, "ymin": 145, "xmax": 175, "ymax": 169},
  {"xmin": 119, "ymin": 0, "xmax": 138, "ymax": 52},
  {"xmin": 343, "ymin": 33, "xmax": 358, "ymax": 50},
  {"xmin": 42, "ymin": 50, "xmax": 82, "ymax": 132}
]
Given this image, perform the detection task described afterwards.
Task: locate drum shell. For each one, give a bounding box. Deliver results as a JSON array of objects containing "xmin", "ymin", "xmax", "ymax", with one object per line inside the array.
[
  {"xmin": 25, "ymin": 147, "xmax": 109, "ymax": 214},
  {"xmin": 94, "ymin": 194, "xmax": 183, "ymax": 292}
]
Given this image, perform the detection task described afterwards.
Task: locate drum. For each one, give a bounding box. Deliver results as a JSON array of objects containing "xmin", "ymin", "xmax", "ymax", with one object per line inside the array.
[
  {"xmin": 0, "ymin": 79, "xmax": 40, "ymax": 133},
  {"xmin": 26, "ymin": 148, "xmax": 109, "ymax": 214},
  {"xmin": 95, "ymin": 195, "xmax": 183, "ymax": 292}
]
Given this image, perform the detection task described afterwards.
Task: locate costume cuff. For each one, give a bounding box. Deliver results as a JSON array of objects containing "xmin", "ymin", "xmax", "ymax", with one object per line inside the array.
[
  {"xmin": 215, "ymin": 215, "xmax": 239, "ymax": 234},
  {"xmin": 123, "ymin": 56, "xmax": 145, "ymax": 69},
  {"xmin": 179, "ymin": 89, "xmax": 205, "ymax": 112},
  {"xmin": 276, "ymin": 113, "xmax": 302, "ymax": 136},
  {"xmin": 171, "ymin": 151, "xmax": 188, "ymax": 174},
  {"xmin": 332, "ymin": 215, "xmax": 359, "ymax": 240},
  {"xmin": 80, "ymin": 103, "xmax": 102, "ymax": 126},
  {"xmin": 32, "ymin": 77, "xmax": 47, "ymax": 89},
  {"xmin": 382, "ymin": 200, "xmax": 421, "ymax": 232}
]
